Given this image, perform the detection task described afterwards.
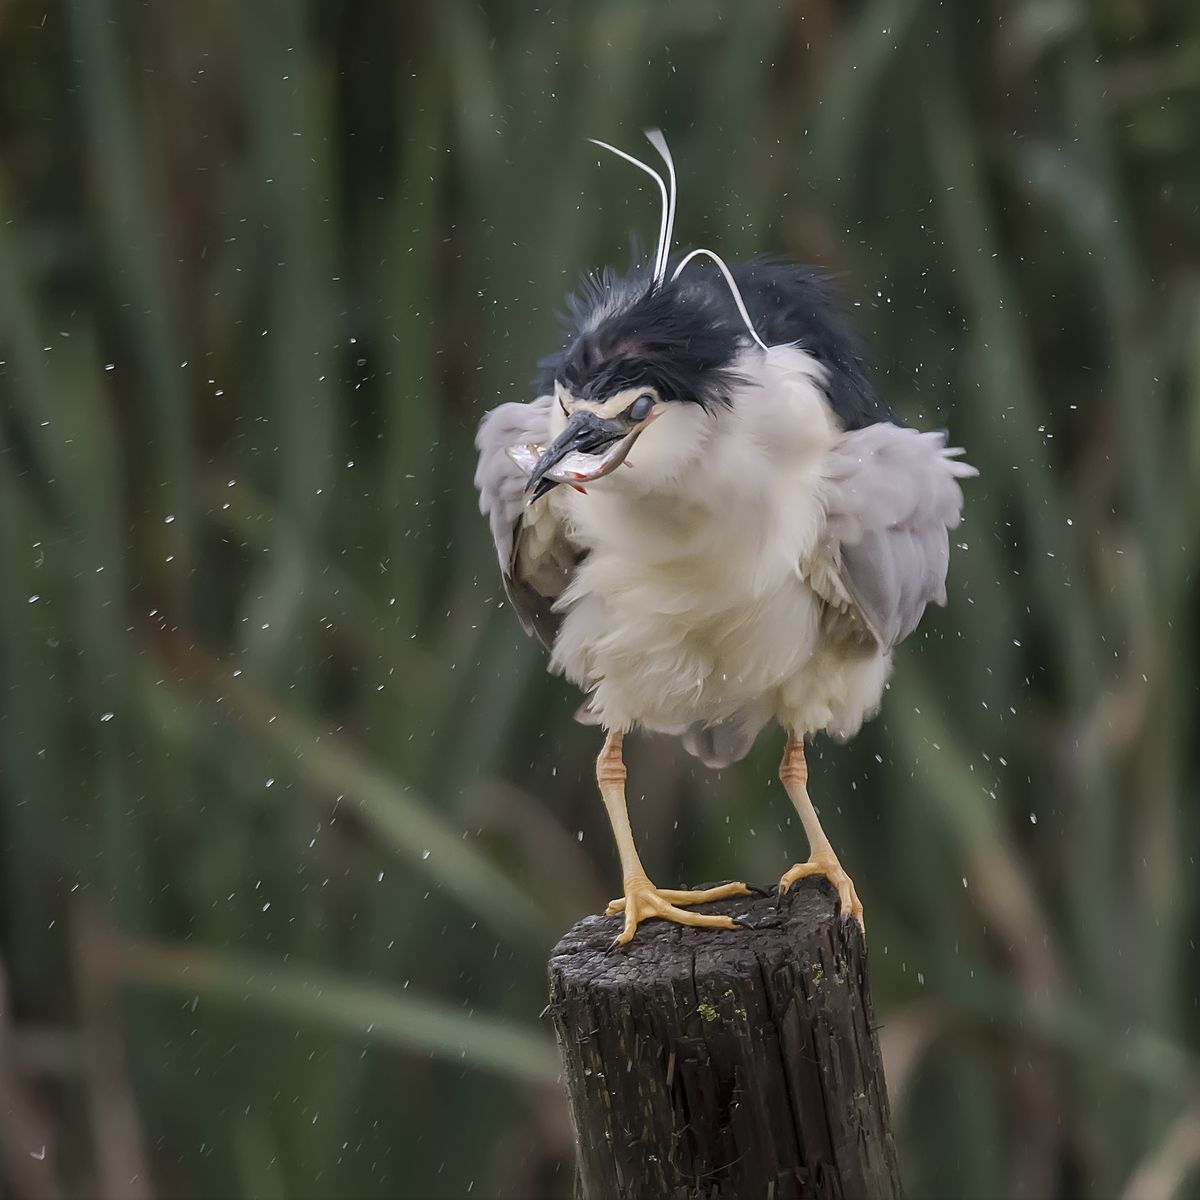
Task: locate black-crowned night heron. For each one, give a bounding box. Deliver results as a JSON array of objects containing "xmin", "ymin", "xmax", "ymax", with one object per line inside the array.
[{"xmin": 475, "ymin": 132, "xmax": 975, "ymax": 944}]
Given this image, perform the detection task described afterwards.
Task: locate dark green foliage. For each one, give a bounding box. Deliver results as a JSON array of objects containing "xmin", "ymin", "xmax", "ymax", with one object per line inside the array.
[{"xmin": 2, "ymin": 1, "xmax": 1199, "ymax": 1196}]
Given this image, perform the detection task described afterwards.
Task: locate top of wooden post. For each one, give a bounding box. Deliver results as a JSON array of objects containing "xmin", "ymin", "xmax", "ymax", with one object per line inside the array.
[{"xmin": 548, "ymin": 880, "xmax": 903, "ymax": 1200}]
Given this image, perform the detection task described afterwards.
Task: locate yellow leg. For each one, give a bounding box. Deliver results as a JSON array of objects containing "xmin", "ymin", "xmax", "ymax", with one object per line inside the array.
[
  {"xmin": 777, "ymin": 733, "xmax": 864, "ymax": 930},
  {"xmin": 597, "ymin": 731, "xmax": 748, "ymax": 945}
]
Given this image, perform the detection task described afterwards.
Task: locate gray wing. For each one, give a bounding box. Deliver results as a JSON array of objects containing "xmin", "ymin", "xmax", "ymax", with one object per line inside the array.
[
  {"xmin": 474, "ymin": 395, "xmax": 579, "ymax": 648},
  {"xmin": 816, "ymin": 423, "xmax": 976, "ymax": 652}
]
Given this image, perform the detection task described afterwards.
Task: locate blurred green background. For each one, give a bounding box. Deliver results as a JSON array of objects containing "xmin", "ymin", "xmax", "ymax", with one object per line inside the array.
[{"xmin": 2, "ymin": 0, "xmax": 1199, "ymax": 1197}]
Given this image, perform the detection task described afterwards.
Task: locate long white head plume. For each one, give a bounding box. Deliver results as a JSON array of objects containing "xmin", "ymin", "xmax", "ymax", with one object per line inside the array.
[
  {"xmin": 672, "ymin": 248, "xmax": 769, "ymax": 351},
  {"xmin": 589, "ymin": 130, "xmax": 771, "ymax": 350},
  {"xmin": 643, "ymin": 128, "xmax": 677, "ymax": 283},
  {"xmin": 587, "ymin": 137, "xmax": 670, "ymax": 285}
]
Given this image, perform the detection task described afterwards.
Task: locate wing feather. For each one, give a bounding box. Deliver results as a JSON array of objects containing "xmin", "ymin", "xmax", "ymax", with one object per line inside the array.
[
  {"xmin": 474, "ymin": 396, "xmax": 578, "ymax": 648},
  {"xmin": 818, "ymin": 423, "xmax": 976, "ymax": 651}
]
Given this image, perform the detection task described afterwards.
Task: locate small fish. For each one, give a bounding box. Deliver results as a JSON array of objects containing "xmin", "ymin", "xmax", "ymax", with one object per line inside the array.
[{"xmin": 506, "ymin": 435, "xmax": 638, "ymax": 490}]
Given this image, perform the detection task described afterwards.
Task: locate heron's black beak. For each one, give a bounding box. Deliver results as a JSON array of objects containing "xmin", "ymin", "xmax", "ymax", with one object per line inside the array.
[{"xmin": 526, "ymin": 410, "xmax": 628, "ymax": 501}]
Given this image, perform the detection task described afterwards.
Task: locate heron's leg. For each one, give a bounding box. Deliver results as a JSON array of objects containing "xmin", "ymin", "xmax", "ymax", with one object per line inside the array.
[
  {"xmin": 596, "ymin": 730, "xmax": 747, "ymax": 945},
  {"xmin": 778, "ymin": 733, "xmax": 864, "ymax": 930}
]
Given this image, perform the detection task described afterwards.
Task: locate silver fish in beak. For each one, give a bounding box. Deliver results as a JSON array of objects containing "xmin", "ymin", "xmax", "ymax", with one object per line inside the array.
[{"xmin": 510, "ymin": 406, "xmax": 659, "ymax": 501}]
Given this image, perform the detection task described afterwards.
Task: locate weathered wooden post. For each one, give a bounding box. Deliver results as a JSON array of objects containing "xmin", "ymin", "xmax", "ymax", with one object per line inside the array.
[{"xmin": 547, "ymin": 879, "xmax": 902, "ymax": 1200}]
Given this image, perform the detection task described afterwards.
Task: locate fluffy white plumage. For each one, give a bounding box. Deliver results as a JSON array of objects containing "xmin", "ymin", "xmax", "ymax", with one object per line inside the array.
[{"xmin": 475, "ymin": 344, "xmax": 975, "ymax": 766}]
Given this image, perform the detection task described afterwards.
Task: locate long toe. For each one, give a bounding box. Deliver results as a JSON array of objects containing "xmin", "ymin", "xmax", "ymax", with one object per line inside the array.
[
  {"xmin": 616, "ymin": 904, "xmax": 737, "ymax": 946},
  {"xmin": 606, "ymin": 880, "xmax": 749, "ymax": 915}
]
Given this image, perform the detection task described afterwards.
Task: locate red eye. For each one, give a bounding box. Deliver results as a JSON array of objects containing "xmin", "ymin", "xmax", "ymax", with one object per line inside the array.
[{"xmin": 627, "ymin": 394, "xmax": 654, "ymax": 422}]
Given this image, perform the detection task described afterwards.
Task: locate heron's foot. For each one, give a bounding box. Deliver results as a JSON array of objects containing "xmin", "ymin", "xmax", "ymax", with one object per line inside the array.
[
  {"xmin": 605, "ymin": 878, "xmax": 747, "ymax": 946},
  {"xmin": 779, "ymin": 852, "xmax": 865, "ymax": 931}
]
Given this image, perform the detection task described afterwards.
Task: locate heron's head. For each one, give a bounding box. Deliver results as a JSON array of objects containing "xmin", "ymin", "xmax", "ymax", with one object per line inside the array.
[{"xmin": 526, "ymin": 273, "xmax": 746, "ymax": 501}]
